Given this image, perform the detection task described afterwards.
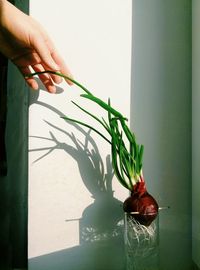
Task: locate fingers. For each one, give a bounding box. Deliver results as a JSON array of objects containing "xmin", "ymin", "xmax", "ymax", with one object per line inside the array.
[
  {"xmin": 51, "ymin": 51, "xmax": 73, "ymax": 85},
  {"xmin": 16, "ymin": 28, "xmax": 73, "ymax": 91},
  {"xmin": 31, "ymin": 34, "xmax": 59, "ymax": 71},
  {"xmin": 42, "ymin": 63, "xmax": 63, "ymax": 85},
  {"xmin": 32, "ymin": 34, "xmax": 73, "ymax": 87},
  {"xmin": 15, "ymin": 52, "xmax": 62, "ymax": 92},
  {"xmin": 20, "ymin": 66, "xmax": 39, "ymax": 90},
  {"xmin": 20, "ymin": 64, "xmax": 56, "ymax": 93},
  {"xmin": 2, "ymin": 1, "xmax": 73, "ymax": 93},
  {"xmin": 32, "ymin": 64, "xmax": 57, "ymax": 93}
]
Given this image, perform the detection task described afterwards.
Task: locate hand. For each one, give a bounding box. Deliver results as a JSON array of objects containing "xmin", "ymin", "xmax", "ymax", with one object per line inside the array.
[{"xmin": 0, "ymin": 0, "xmax": 72, "ymax": 93}]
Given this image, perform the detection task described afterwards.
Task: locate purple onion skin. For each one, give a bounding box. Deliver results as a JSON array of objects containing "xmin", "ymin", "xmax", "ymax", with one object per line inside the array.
[{"xmin": 123, "ymin": 182, "xmax": 158, "ymax": 226}]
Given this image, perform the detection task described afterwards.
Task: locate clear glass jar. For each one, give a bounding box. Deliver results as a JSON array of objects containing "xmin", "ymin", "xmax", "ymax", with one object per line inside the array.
[{"xmin": 124, "ymin": 213, "xmax": 159, "ymax": 270}]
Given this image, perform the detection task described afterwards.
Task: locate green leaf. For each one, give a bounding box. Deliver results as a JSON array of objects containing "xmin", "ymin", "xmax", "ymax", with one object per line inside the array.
[
  {"xmin": 111, "ymin": 129, "xmax": 130, "ymax": 190},
  {"xmin": 61, "ymin": 116, "xmax": 111, "ymax": 144},
  {"xmin": 81, "ymin": 94, "xmax": 124, "ymax": 119},
  {"xmin": 26, "ymin": 70, "xmax": 144, "ymax": 188},
  {"xmin": 71, "ymin": 101, "xmax": 110, "ymax": 133}
]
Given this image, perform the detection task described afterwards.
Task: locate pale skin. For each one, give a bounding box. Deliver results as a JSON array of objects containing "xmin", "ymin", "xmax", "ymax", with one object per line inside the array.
[{"xmin": 0, "ymin": 0, "xmax": 73, "ymax": 93}]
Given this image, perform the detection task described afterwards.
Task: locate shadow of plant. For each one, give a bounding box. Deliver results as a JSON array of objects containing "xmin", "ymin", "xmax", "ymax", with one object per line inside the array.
[
  {"xmin": 29, "ymin": 114, "xmax": 124, "ymax": 244},
  {"xmin": 29, "ymin": 81, "xmax": 126, "ymax": 268}
]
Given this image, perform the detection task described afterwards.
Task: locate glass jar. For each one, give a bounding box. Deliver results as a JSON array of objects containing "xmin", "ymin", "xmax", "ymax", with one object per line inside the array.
[{"xmin": 124, "ymin": 213, "xmax": 159, "ymax": 270}]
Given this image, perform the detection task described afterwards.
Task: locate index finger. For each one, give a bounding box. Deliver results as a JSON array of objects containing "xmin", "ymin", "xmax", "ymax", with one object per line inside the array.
[{"xmin": 51, "ymin": 51, "xmax": 74, "ymax": 86}]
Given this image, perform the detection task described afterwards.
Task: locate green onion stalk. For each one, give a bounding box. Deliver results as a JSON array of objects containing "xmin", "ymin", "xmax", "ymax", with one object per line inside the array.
[{"xmin": 26, "ymin": 71, "xmax": 158, "ymax": 226}]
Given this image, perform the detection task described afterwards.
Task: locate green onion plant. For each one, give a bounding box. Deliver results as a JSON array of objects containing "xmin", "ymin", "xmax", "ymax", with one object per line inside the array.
[{"xmin": 26, "ymin": 71, "xmax": 158, "ymax": 226}]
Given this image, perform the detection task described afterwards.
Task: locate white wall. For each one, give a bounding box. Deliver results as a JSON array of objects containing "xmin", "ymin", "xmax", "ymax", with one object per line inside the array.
[
  {"xmin": 132, "ymin": 1, "xmax": 192, "ymax": 270},
  {"xmin": 28, "ymin": 1, "xmax": 132, "ymax": 269},
  {"xmin": 192, "ymin": 1, "xmax": 200, "ymax": 268}
]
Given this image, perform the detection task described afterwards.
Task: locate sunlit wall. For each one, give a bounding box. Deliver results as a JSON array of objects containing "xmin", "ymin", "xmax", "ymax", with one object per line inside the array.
[{"xmin": 28, "ymin": 1, "xmax": 132, "ymax": 269}]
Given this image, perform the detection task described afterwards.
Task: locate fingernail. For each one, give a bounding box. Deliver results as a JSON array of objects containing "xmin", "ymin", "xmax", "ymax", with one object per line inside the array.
[
  {"xmin": 54, "ymin": 76, "xmax": 62, "ymax": 84},
  {"xmin": 52, "ymin": 64, "xmax": 60, "ymax": 71},
  {"xmin": 48, "ymin": 85, "xmax": 56, "ymax": 93},
  {"xmin": 66, "ymin": 74, "xmax": 74, "ymax": 85},
  {"xmin": 67, "ymin": 79, "xmax": 74, "ymax": 86},
  {"xmin": 49, "ymin": 61, "xmax": 59, "ymax": 71}
]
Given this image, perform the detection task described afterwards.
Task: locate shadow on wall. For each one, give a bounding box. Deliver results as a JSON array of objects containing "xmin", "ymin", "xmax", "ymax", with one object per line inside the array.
[
  {"xmin": 29, "ymin": 241, "xmax": 125, "ymax": 270},
  {"xmin": 28, "ymin": 82, "xmax": 126, "ymax": 270}
]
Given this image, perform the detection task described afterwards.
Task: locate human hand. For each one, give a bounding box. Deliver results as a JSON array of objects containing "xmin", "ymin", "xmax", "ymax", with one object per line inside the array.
[{"xmin": 0, "ymin": 0, "xmax": 72, "ymax": 93}]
